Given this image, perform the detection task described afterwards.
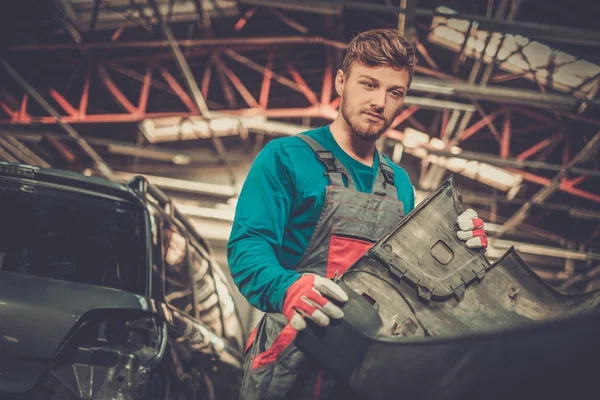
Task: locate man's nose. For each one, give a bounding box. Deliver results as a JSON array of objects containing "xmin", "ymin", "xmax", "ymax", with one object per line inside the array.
[{"xmin": 370, "ymin": 89, "xmax": 386, "ymax": 110}]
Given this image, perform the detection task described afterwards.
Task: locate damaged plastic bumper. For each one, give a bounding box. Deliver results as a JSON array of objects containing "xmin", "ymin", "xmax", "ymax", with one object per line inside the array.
[{"xmin": 296, "ymin": 176, "xmax": 600, "ymax": 400}]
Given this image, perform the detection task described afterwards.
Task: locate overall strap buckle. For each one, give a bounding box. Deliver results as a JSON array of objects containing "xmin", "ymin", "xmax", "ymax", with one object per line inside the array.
[
  {"xmin": 315, "ymin": 151, "xmax": 339, "ymax": 173},
  {"xmin": 380, "ymin": 163, "xmax": 395, "ymax": 186}
]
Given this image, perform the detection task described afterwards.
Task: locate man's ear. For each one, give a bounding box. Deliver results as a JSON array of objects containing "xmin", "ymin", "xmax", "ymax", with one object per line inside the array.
[{"xmin": 334, "ymin": 69, "xmax": 345, "ymax": 97}]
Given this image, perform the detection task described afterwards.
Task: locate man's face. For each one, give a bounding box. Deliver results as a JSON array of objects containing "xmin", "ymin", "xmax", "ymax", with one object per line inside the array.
[{"xmin": 337, "ymin": 63, "xmax": 410, "ymax": 142}]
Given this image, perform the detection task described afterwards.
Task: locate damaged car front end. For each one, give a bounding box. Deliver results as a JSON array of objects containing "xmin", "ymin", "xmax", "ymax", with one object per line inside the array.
[
  {"xmin": 0, "ymin": 273, "xmax": 168, "ymax": 399},
  {"xmin": 0, "ymin": 162, "xmax": 244, "ymax": 400}
]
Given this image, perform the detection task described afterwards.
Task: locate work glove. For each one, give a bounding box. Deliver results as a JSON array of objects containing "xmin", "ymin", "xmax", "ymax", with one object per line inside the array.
[
  {"xmin": 456, "ymin": 209, "xmax": 488, "ymax": 250},
  {"xmin": 282, "ymin": 274, "xmax": 348, "ymax": 331}
]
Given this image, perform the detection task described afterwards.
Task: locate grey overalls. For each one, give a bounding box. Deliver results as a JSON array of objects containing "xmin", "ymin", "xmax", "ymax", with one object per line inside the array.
[{"xmin": 240, "ymin": 133, "xmax": 406, "ymax": 400}]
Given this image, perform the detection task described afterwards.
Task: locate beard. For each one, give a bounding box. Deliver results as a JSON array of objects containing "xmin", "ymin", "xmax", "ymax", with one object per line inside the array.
[{"xmin": 340, "ymin": 95, "xmax": 394, "ymax": 143}]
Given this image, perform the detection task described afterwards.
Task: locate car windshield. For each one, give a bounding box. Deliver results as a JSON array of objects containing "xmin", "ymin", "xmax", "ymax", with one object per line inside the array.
[{"xmin": 0, "ymin": 182, "xmax": 147, "ymax": 294}]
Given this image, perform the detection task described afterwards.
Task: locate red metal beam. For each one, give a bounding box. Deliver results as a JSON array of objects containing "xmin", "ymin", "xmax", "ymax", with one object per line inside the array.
[
  {"xmin": 9, "ymin": 36, "xmax": 348, "ymax": 51},
  {"xmin": 108, "ymin": 62, "xmax": 177, "ymax": 95},
  {"xmin": 563, "ymin": 175, "xmax": 588, "ymax": 188},
  {"xmin": 213, "ymin": 56, "xmax": 259, "ymax": 108},
  {"xmin": 501, "ymin": 109, "xmax": 511, "ymax": 158},
  {"xmin": 509, "ymin": 168, "xmax": 600, "ymax": 204},
  {"xmin": 407, "ymin": 115, "xmax": 428, "ymax": 133},
  {"xmin": 562, "ymin": 185, "xmax": 600, "ymax": 203},
  {"xmin": 234, "ymin": 7, "xmax": 258, "ymax": 31},
  {"xmin": 459, "ymin": 108, "xmax": 504, "ymax": 142},
  {"xmin": 441, "ymin": 109, "xmax": 450, "ymax": 137},
  {"xmin": 491, "ymin": 72, "xmax": 529, "ymax": 83},
  {"xmin": 0, "ymin": 102, "xmax": 16, "ymax": 119},
  {"xmin": 509, "ymin": 106, "xmax": 557, "ymax": 127},
  {"xmin": 472, "ymin": 103, "xmax": 502, "ymax": 142},
  {"xmin": 137, "ymin": 65, "xmax": 153, "ymax": 114},
  {"xmin": 97, "ymin": 66, "xmax": 137, "ymax": 114},
  {"xmin": 79, "ymin": 71, "xmax": 90, "ymax": 117},
  {"xmin": 269, "ymin": 8, "xmax": 309, "ymax": 34},
  {"xmin": 46, "ymin": 136, "xmax": 76, "ymax": 164},
  {"xmin": 413, "ymin": 37, "xmax": 439, "ymax": 70},
  {"xmin": 392, "ymin": 105, "xmax": 420, "ymax": 128},
  {"xmin": 111, "ymin": 22, "xmax": 127, "ymax": 41},
  {"xmin": 286, "ymin": 63, "xmax": 319, "ymax": 106},
  {"xmin": 515, "ymin": 133, "xmax": 562, "ymax": 161},
  {"xmin": 201, "ymin": 62, "xmax": 212, "ymax": 99},
  {"xmin": 49, "ymin": 88, "xmax": 78, "ymax": 117},
  {"xmin": 330, "ymin": 97, "xmax": 341, "ymax": 109},
  {"xmin": 159, "ymin": 67, "xmax": 197, "ymax": 113},
  {"xmin": 321, "ymin": 51, "xmax": 333, "ymax": 106},
  {"xmin": 19, "ymin": 94, "xmax": 30, "ymax": 122},
  {"xmin": 259, "ymin": 50, "xmax": 275, "ymax": 109},
  {"xmin": 224, "ymin": 50, "xmax": 304, "ymax": 95},
  {"xmin": 508, "ymin": 169, "xmax": 551, "ymax": 186}
]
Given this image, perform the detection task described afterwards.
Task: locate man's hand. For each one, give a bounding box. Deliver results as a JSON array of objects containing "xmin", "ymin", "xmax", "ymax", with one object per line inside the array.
[
  {"xmin": 282, "ymin": 274, "xmax": 348, "ymax": 331},
  {"xmin": 456, "ymin": 209, "xmax": 488, "ymax": 250}
]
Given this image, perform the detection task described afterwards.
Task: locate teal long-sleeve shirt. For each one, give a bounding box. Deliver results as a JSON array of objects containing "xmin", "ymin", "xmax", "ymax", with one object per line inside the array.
[{"xmin": 227, "ymin": 126, "xmax": 415, "ymax": 313}]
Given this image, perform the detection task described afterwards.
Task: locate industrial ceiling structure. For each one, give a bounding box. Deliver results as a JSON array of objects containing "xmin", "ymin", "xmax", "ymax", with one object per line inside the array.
[{"xmin": 1, "ymin": 0, "xmax": 600, "ymax": 293}]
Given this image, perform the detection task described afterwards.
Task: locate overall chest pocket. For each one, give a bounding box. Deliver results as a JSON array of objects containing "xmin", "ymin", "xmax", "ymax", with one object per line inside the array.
[{"xmin": 326, "ymin": 216, "xmax": 400, "ymax": 279}]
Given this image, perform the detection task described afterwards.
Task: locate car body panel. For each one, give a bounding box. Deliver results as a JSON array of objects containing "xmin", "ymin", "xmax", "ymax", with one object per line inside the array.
[
  {"xmin": 0, "ymin": 356, "xmax": 47, "ymax": 394},
  {"xmin": 296, "ymin": 176, "xmax": 600, "ymax": 400}
]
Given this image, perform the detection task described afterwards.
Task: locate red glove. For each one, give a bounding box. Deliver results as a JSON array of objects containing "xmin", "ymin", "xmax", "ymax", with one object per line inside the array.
[
  {"xmin": 456, "ymin": 209, "xmax": 488, "ymax": 249},
  {"xmin": 282, "ymin": 274, "xmax": 348, "ymax": 331}
]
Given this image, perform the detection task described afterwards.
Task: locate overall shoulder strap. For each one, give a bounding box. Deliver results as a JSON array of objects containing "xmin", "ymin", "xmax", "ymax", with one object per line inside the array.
[
  {"xmin": 372, "ymin": 151, "xmax": 398, "ymax": 199},
  {"xmin": 297, "ymin": 134, "xmax": 355, "ymax": 189}
]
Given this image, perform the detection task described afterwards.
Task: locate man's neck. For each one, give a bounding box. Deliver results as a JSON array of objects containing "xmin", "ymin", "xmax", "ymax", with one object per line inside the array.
[{"xmin": 329, "ymin": 117, "xmax": 376, "ymax": 166}]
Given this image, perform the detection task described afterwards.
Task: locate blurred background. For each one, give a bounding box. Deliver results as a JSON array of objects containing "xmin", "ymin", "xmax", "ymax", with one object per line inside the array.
[{"xmin": 1, "ymin": 0, "xmax": 599, "ymax": 332}]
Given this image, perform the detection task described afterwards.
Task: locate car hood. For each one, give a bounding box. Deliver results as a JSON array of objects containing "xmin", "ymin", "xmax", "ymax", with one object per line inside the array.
[{"xmin": 0, "ymin": 271, "xmax": 151, "ymax": 393}]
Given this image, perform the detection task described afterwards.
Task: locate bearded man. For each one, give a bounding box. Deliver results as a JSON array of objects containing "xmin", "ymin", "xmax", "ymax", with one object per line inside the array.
[{"xmin": 228, "ymin": 28, "xmax": 488, "ymax": 399}]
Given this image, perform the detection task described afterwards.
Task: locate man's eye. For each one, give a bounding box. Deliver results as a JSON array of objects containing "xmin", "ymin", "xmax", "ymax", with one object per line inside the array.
[
  {"xmin": 392, "ymin": 91, "xmax": 404, "ymax": 98},
  {"xmin": 362, "ymin": 82, "xmax": 375, "ymax": 88}
]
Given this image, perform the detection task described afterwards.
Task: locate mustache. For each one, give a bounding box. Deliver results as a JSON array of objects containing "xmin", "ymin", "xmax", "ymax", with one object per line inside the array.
[{"xmin": 361, "ymin": 110, "xmax": 385, "ymax": 120}]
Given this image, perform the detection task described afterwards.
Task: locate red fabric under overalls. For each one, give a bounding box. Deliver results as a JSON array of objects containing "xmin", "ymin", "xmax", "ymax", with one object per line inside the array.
[{"xmin": 240, "ymin": 134, "xmax": 405, "ymax": 400}]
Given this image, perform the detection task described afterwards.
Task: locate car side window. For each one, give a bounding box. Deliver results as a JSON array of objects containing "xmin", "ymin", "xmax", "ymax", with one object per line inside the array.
[
  {"xmin": 189, "ymin": 245, "xmax": 223, "ymax": 337},
  {"xmin": 163, "ymin": 221, "xmax": 194, "ymax": 315}
]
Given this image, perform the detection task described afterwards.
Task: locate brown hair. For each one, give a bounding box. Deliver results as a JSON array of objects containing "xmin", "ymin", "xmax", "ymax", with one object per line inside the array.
[{"xmin": 342, "ymin": 29, "xmax": 417, "ymax": 88}]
